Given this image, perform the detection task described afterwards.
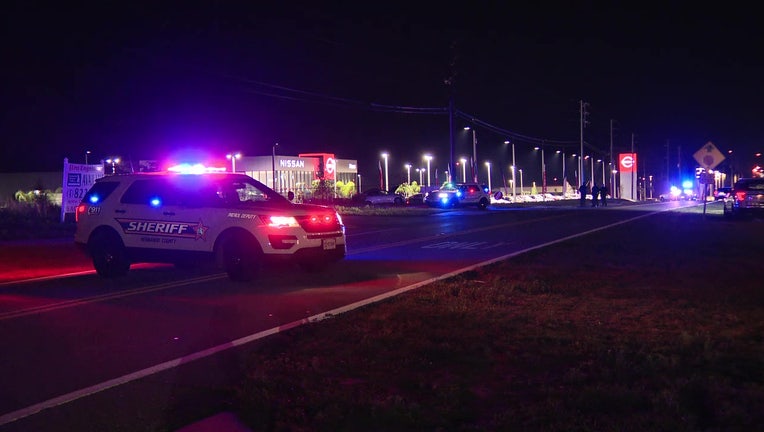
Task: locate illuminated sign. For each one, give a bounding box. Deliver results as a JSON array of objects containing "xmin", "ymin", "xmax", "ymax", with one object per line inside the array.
[
  {"xmin": 279, "ymin": 159, "xmax": 306, "ymax": 169},
  {"xmin": 619, "ymin": 153, "xmax": 637, "ymax": 172},
  {"xmin": 325, "ymin": 157, "xmax": 336, "ymax": 175}
]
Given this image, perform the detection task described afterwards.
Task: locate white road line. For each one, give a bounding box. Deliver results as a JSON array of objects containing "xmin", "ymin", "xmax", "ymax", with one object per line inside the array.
[{"xmin": 0, "ymin": 208, "xmax": 666, "ymax": 427}]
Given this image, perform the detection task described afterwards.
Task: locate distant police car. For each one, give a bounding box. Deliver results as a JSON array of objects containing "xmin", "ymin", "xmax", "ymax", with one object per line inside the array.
[
  {"xmin": 424, "ymin": 182, "xmax": 491, "ymax": 209},
  {"xmin": 74, "ymin": 165, "xmax": 346, "ymax": 281}
]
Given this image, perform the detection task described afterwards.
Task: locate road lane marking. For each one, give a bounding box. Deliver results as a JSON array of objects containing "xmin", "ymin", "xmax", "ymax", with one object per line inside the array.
[{"xmin": 0, "ymin": 274, "xmax": 226, "ymax": 321}]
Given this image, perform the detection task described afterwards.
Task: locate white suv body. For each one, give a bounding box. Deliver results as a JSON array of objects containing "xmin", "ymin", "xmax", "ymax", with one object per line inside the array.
[{"xmin": 74, "ymin": 170, "xmax": 346, "ymax": 280}]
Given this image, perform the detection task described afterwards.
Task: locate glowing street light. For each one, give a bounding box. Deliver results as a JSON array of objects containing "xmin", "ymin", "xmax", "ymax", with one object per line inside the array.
[
  {"xmin": 423, "ymin": 154, "xmax": 433, "ymax": 187},
  {"xmin": 459, "ymin": 157, "xmax": 467, "ymax": 182},
  {"xmin": 105, "ymin": 157, "xmax": 120, "ymax": 174},
  {"xmin": 404, "ymin": 163, "xmax": 411, "ymax": 184},
  {"xmin": 227, "ymin": 152, "xmax": 242, "ymax": 173},
  {"xmin": 381, "ymin": 152, "xmax": 389, "ymax": 191},
  {"xmin": 85, "ymin": 150, "xmax": 91, "ymax": 164},
  {"xmin": 485, "ymin": 161, "xmax": 492, "ymax": 193}
]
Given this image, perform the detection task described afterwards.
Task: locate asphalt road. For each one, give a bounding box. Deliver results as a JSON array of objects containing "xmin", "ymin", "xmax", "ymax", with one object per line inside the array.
[{"xmin": 0, "ymin": 199, "xmax": 703, "ymax": 431}]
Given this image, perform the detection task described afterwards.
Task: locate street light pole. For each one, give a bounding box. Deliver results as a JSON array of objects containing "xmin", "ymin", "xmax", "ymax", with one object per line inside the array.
[
  {"xmin": 472, "ymin": 129, "xmax": 477, "ymax": 182},
  {"xmin": 511, "ymin": 141, "xmax": 516, "ymax": 198},
  {"xmin": 272, "ymin": 144, "xmax": 278, "ymax": 191},
  {"xmin": 557, "ymin": 150, "xmax": 566, "ymax": 196},
  {"xmin": 381, "ymin": 153, "xmax": 389, "ymax": 191},
  {"xmin": 485, "ymin": 162, "xmax": 492, "ymax": 192},
  {"xmin": 510, "ymin": 165, "xmax": 515, "ymax": 200},
  {"xmin": 519, "ymin": 169, "xmax": 524, "ymax": 196},
  {"xmin": 424, "ymin": 154, "xmax": 432, "ymax": 187},
  {"xmin": 85, "ymin": 150, "xmax": 91, "ymax": 164},
  {"xmin": 404, "ymin": 163, "xmax": 411, "ymax": 184},
  {"xmin": 460, "ymin": 158, "xmax": 466, "ymax": 182}
]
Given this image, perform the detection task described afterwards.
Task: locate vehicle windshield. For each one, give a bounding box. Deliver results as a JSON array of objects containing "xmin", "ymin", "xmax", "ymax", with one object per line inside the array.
[{"xmin": 215, "ymin": 175, "xmax": 291, "ymax": 205}]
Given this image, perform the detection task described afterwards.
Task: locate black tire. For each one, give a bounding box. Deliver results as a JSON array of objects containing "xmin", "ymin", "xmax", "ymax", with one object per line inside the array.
[
  {"xmin": 219, "ymin": 233, "xmax": 261, "ymax": 281},
  {"xmin": 394, "ymin": 197, "xmax": 403, "ymax": 205},
  {"xmin": 89, "ymin": 229, "xmax": 130, "ymax": 278},
  {"xmin": 477, "ymin": 198, "xmax": 489, "ymax": 210}
]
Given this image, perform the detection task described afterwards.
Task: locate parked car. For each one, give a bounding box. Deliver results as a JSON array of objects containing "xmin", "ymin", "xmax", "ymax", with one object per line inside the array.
[
  {"xmin": 405, "ymin": 193, "xmax": 424, "ymax": 206},
  {"xmin": 424, "ymin": 182, "xmax": 490, "ymax": 209},
  {"xmin": 723, "ymin": 177, "xmax": 764, "ymax": 218},
  {"xmin": 358, "ymin": 188, "xmax": 404, "ymax": 206},
  {"xmin": 714, "ymin": 186, "xmax": 732, "ymax": 201},
  {"xmin": 659, "ymin": 186, "xmax": 693, "ymax": 202}
]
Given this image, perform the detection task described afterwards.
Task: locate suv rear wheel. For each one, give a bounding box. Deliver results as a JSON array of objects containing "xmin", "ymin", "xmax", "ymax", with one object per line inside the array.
[
  {"xmin": 89, "ymin": 229, "xmax": 130, "ymax": 278},
  {"xmin": 477, "ymin": 197, "xmax": 489, "ymax": 210}
]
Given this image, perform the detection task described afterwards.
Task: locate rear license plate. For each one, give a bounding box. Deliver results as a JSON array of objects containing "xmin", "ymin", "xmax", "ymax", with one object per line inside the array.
[{"xmin": 323, "ymin": 238, "xmax": 336, "ymax": 250}]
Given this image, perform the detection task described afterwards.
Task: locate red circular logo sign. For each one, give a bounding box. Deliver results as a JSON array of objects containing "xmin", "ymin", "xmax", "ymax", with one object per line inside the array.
[
  {"xmin": 325, "ymin": 157, "xmax": 336, "ymax": 175},
  {"xmin": 620, "ymin": 155, "xmax": 634, "ymax": 170}
]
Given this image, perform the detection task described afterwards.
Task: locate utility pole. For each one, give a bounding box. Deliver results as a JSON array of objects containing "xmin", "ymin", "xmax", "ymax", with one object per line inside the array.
[
  {"xmin": 677, "ymin": 145, "xmax": 682, "ymax": 183},
  {"xmin": 666, "ymin": 139, "xmax": 670, "ymax": 189},
  {"xmin": 579, "ymin": 100, "xmax": 589, "ymax": 187},
  {"xmin": 445, "ymin": 40, "xmax": 458, "ymax": 185}
]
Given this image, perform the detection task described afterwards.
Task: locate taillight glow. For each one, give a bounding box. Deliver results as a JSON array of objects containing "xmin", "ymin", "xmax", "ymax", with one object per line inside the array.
[
  {"xmin": 735, "ymin": 191, "xmax": 747, "ymax": 201},
  {"xmin": 76, "ymin": 204, "xmax": 86, "ymax": 222}
]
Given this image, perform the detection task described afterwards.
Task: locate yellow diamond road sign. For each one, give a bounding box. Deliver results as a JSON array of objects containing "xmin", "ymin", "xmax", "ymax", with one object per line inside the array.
[{"xmin": 693, "ymin": 141, "xmax": 725, "ymax": 170}]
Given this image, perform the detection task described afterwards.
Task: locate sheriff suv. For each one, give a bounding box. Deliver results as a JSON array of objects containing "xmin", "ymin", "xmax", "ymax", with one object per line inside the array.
[{"xmin": 74, "ymin": 167, "xmax": 346, "ymax": 281}]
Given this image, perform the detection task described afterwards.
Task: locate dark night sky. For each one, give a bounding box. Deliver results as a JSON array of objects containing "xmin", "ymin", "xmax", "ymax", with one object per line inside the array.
[{"xmin": 2, "ymin": 2, "xmax": 762, "ymax": 188}]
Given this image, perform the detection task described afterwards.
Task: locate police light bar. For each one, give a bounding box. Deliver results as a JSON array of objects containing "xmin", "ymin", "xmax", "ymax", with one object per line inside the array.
[{"xmin": 167, "ymin": 163, "xmax": 227, "ymax": 174}]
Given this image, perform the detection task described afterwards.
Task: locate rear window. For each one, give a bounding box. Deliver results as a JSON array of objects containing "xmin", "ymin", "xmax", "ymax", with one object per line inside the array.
[{"xmin": 737, "ymin": 179, "xmax": 764, "ymax": 191}]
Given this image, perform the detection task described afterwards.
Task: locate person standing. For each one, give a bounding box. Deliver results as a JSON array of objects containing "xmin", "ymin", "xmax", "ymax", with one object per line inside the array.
[
  {"xmin": 600, "ymin": 184, "xmax": 608, "ymax": 206},
  {"xmin": 579, "ymin": 182, "xmax": 589, "ymax": 207},
  {"xmin": 591, "ymin": 183, "xmax": 600, "ymax": 207}
]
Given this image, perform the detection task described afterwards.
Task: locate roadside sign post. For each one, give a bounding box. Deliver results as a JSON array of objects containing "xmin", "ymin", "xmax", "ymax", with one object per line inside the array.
[
  {"xmin": 61, "ymin": 158, "xmax": 105, "ymax": 222},
  {"xmin": 693, "ymin": 142, "xmax": 726, "ymax": 216}
]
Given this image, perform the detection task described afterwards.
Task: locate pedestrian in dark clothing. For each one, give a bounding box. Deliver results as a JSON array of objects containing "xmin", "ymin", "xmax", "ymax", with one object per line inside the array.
[
  {"xmin": 591, "ymin": 184, "xmax": 600, "ymax": 207},
  {"xmin": 600, "ymin": 185, "xmax": 608, "ymax": 206},
  {"xmin": 579, "ymin": 182, "xmax": 588, "ymax": 207}
]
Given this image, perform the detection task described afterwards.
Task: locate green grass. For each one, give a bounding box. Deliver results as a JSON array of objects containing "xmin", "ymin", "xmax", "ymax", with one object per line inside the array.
[{"xmin": 228, "ymin": 211, "xmax": 763, "ymax": 431}]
